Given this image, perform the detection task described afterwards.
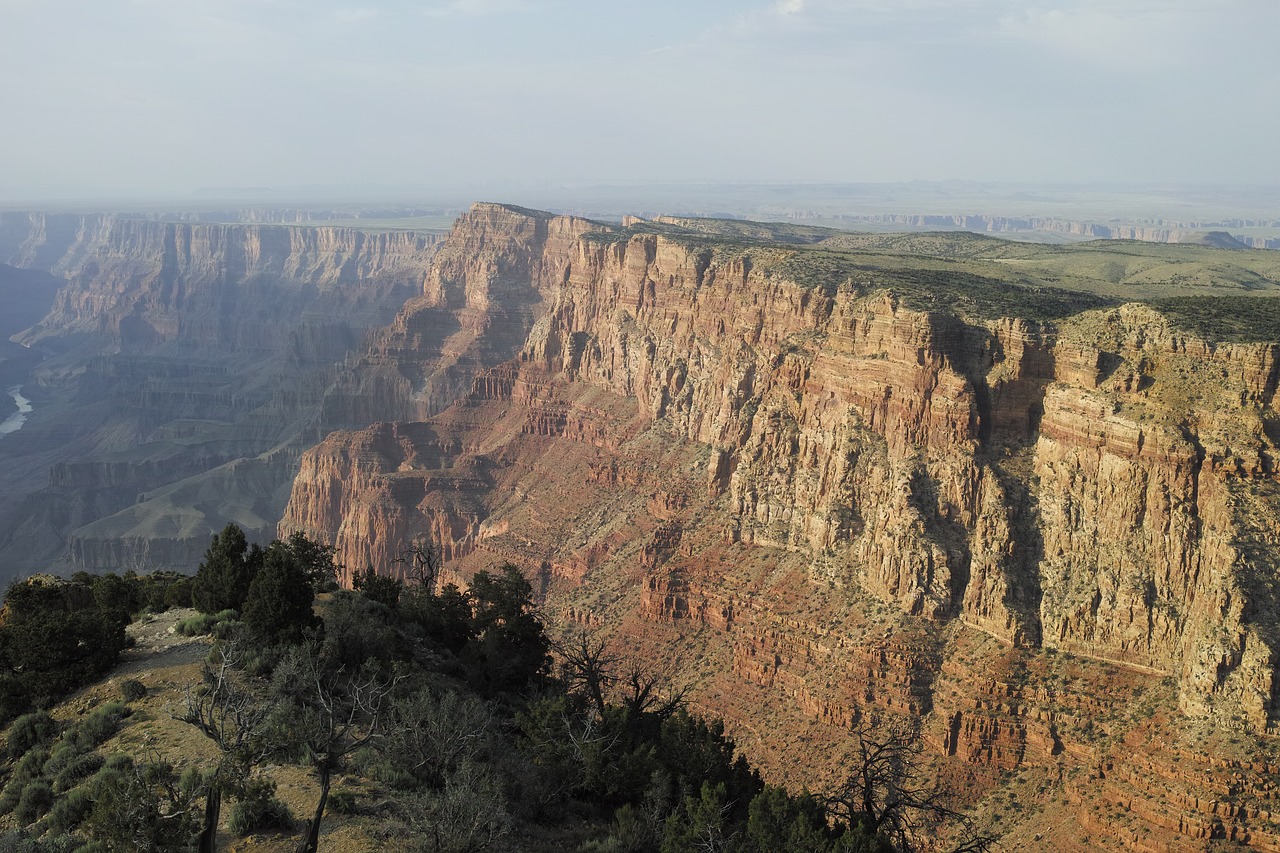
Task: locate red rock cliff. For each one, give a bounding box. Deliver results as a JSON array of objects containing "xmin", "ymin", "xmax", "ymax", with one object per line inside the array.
[{"xmin": 281, "ymin": 204, "xmax": 1280, "ymax": 848}]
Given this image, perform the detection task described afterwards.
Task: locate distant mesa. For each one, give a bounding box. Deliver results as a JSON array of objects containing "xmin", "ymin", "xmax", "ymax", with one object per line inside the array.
[{"xmin": 189, "ymin": 186, "xmax": 277, "ymax": 197}]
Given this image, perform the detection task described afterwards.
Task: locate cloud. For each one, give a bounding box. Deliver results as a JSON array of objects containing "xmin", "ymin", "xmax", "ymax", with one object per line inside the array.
[
  {"xmin": 332, "ymin": 6, "xmax": 377, "ymax": 23},
  {"xmin": 996, "ymin": 2, "xmax": 1193, "ymax": 71},
  {"xmin": 421, "ymin": 0, "xmax": 534, "ymax": 18}
]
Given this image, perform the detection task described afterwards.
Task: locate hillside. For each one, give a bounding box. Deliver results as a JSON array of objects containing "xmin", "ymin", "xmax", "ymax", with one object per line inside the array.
[{"xmin": 0, "ymin": 559, "xmax": 926, "ymax": 853}]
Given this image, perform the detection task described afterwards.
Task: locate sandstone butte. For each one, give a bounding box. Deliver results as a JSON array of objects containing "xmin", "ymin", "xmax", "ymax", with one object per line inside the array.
[{"xmin": 274, "ymin": 203, "xmax": 1280, "ymax": 851}]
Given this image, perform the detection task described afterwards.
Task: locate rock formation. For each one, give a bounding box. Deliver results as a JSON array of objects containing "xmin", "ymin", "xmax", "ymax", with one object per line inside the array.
[
  {"xmin": 0, "ymin": 214, "xmax": 442, "ymax": 577},
  {"xmin": 282, "ymin": 203, "xmax": 1280, "ymax": 849}
]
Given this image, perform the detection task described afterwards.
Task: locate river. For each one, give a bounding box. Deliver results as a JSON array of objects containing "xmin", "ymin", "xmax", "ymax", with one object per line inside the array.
[{"xmin": 0, "ymin": 386, "xmax": 32, "ymax": 437}]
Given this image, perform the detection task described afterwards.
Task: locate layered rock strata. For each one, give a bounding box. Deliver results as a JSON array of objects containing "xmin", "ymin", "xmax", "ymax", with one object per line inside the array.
[
  {"xmin": 282, "ymin": 203, "xmax": 1280, "ymax": 848},
  {"xmin": 0, "ymin": 214, "xmax": 443, "ymax": 576}
]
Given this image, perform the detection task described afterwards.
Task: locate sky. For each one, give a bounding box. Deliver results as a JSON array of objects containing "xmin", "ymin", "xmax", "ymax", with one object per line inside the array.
[{"xmin": 1, "ymin": 0, "xmax": 1278, "ymax": 200}]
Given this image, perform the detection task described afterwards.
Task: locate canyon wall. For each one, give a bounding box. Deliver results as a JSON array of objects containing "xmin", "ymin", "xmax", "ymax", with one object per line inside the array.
[
  {"xmin": 282, "ymin": 204, "xmax": 1280, "ymax": 848},
  {"xmin": 0, "ymin": 214, "xmax": 443, "ymax": 577}
]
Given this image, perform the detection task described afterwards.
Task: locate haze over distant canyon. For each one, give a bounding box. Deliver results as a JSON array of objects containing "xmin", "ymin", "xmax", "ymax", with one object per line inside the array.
[{"xmin": 4, "ymin": 193, "xmax": 1280, "ymax": 849}]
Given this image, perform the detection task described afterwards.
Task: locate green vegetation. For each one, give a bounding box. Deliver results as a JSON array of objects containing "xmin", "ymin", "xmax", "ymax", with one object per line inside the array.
[
  {"xmin": 0, "ymin": 580, "xmax": 128, "ymax": 725},
  {"xmin": 0, "ymin": 527, "xmax": 988, "ymax": 851},
  {"xmin": 582, "ymin": 214, "xmax": 1280, "ymax": 336},
  {"xmin": 1149, "ymin": 295, "xmax": 1280, "ymax": 342},
  {"xmin": 191, "ymin": 524, "xmax": 260, "ymax": 615}
]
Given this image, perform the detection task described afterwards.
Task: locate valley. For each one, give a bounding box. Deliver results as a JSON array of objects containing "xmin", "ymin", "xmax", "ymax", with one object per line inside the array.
[{"xmin": 4, "ymin": 202, "xmax": 1280, "ymax": 848}]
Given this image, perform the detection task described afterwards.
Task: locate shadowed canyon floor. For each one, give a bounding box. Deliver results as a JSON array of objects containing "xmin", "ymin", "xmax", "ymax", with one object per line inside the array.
[{"xmin": 6, "ymin": 204, "xmax": 1280, "ymax": 848}]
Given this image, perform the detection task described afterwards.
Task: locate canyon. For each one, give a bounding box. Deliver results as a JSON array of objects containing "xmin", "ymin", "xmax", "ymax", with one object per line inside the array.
[
  {"xmin": 0, "ymin": 212, "xmax": 443, "ymax": 576},
  {"xmin": 5, "ymin": 202, "xmax": 1280, "ymax": 848}
]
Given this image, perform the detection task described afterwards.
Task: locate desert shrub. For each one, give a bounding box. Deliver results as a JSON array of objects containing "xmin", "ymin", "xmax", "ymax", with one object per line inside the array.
[
  {"xmin": 40, "ymin": 786, "xmax": 94, "ymax": 835},
  {"xmin": 404, "ymin": 762, "xmax": 511, "ymax": 853},
  {"xmin": 51, "ymin": 752, "xmax": 104, "ymax": 793},
  {"xmin": 228, "ymin": 797, "xmax": 293, "ymax": 836},
  {"xmin": 0, "ymin": 748, "xmax": 51, "ymax": 815},
  {"xmin": 161, "ymin": 578, "xmax": 193, "ymax": 611},
  {"xmin": 41, "ymin": 737, "xmax": 91, "ymax": 783},
  {"xmin": 176, "ymin": 614, "xmax": 210, "ymax": 636},
  {"xmin": 211, "ymin": 618, "xmax": 243, "ymax": 640},
  {"xmin": 84, "ymin": 758, "xmax": 199, "ymax": 852},
  {"xmin": 14, "ymin": 780, "xmax": 53, "ymax": 825},
  {"xmin": 0, "ymin": 831, "xmax": 79, "ymax": 853},
  {"xmin": 4, "ymin": 711, "xmax": 57, "ymax": 759},
  {"xmin": 118, "ymin": 680, "xmax": 147, "ymax": 703},
  {"xmin": 321, "ymin": 592, "xmax": 401, "ymax": 669},
  {"xmin": 350, "ymin": 745, "xmax": 418, "ymax": 791},
  {"xmin": 228, "ymin": 779, "xmax": 293, "ymax": 836},
  {"xmin": 327, "ymin": 789, "xmax": 358, "ymax": 815},
  {"xmin": 66, "ymin": 703, "xmax": 128, "ymax": 751},
  {"xmin": 177, "ymin": 609, "xmax": 238, "ymax": 637}
]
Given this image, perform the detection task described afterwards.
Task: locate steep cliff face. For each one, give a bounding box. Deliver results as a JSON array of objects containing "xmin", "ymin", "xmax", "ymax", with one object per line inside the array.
[
  {"xmin": 319, "ymin": 205, "xmax": 606, "ymax": 424},
  {"xmin": 281, "ymin": 204, "xmax": 1280, "ymax": 847},
  {"xmin": 12, "ymin": 218, "xmax": 438, "ymax": 354},
  {"xmin": 0, "ymin": 214, "xmax": 443, "ymax": 577}
]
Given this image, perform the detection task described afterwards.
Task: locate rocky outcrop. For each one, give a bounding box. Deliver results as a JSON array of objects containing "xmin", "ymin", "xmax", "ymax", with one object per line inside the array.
[
  {"xmin": 281, "ymin": 204, "xmax": 1280, "ymax": 847},
  {"xmin": 0, "ymin": 214, "xmax": 444, "ymax": 577},
  {"xmin": 319, "ymin": 204, "xmax": 607, "ymax": 424},
  {"xmin": 13, "ymin": 218, "xmax": 439, "ymax": 354}
]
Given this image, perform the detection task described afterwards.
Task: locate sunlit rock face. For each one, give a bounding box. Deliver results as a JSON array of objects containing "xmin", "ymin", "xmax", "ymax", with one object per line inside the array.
[{"xmin": 279, "ymin": 205, "xmax": 1280, "ymax": 849}]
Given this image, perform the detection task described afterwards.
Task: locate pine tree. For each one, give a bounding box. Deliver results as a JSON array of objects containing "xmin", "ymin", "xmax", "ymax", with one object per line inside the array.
[
  {"xmin": 192, "ymin": 524, "xmax": 261, "ymax": 614},
  {"xmin": 241, "ymin": 541, "xmax": 318, "ymax": 645}
]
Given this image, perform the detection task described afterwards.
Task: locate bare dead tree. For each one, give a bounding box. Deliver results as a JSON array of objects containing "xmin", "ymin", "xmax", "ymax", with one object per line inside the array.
[
  {"xmin": 274, "ymin": 644, "xmax": 399, "ymax": 853},
  {"xmin": 177, "ymin": 642, "xmax": 272, "ymax": 853},
  {"xmin": 553, "ymin": 629, "xmax": 687, "ymax": 725},
  {"xmin": 618, "ymin": 661, "xmax": 688, "ymax": 724},
  {"xmin": 828, "ymin": 716, "xmax": 996, "ymax": 853},
  {"xmin": 553, "ymin": 631, "xmax": 619, "ymax": 717},
  {"xmin": 396, "ymin": 539, "xmax": 443, "ymax": 592}
]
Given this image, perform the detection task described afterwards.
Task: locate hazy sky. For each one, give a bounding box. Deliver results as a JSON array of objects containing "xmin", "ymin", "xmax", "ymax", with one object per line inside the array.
[{"xmin": 2, "ymin": 0, "xmax": 1277, "ymax": 199}]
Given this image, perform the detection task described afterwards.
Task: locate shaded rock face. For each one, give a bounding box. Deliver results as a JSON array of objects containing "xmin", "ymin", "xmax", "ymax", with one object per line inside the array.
[
  {"xmin": 0, "ymin": 214, "xmax": 442, "ymax": 577},
  {"xmin": 10, "ymin": 216, "xmax": 437, "ymax": 355},
  {"xmin": 319, "ymin": 205, "xmax": 608, "ymax": 425},
  {"xmin": 282, "ymin": 203, "xmax": 1280, "ymax": 847}
]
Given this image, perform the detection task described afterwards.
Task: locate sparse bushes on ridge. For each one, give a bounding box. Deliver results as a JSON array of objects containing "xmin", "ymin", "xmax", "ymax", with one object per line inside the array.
[
  {"xmin": 64, "ymin": 703, "xmax": 129, "ymax": 752},
  {"xmin": 118, "ymin": 679, "xmax": 147, "ymax": 703},
  {"xmin": 3, "ymin": 712, "xmax": 56, "ymax": 760},
  {"xmin": 0, "ymin": 531, "xmax": 984, "ymax": 852},
  {"xmin": 13, "ymin": 780, "xmax": 53, "ymax": 826},
  {"xmin": 228, "ymin": 778, "xmax": 293, "ymax": 836},
  {"xmin": 176, "ymin": 608, "xmax": 239, "ymax": 637},
  {"xmin": 50, "ymin": 751, "xmax": 103, "ymax": 794},
  {"xmin": 39, "ymin": 786, "xmax": 94, "ymax": 836}
]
